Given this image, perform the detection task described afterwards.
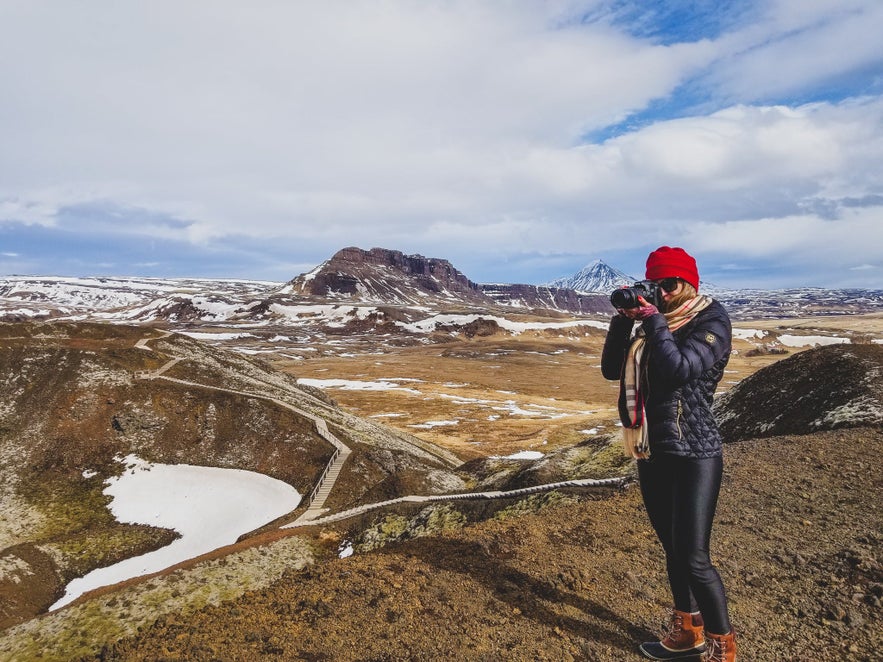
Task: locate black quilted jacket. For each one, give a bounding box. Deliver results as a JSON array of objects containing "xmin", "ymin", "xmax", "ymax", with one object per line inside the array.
[{"xmin": 601, "ymin": 300, "xmax": 732, "ymax": 458}]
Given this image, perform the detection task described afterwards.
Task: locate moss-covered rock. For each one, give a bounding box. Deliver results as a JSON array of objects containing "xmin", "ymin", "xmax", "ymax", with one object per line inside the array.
[{"xmin": 356, "ymin": 504, "xmax": 467, "ymax": 552}]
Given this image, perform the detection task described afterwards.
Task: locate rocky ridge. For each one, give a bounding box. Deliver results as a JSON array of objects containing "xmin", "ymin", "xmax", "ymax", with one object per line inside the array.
[
  {"xmin": 282, "ymin": 247, "xmax": 488, "ymax": 305},
  {"xmin": 714, "ymin": 344, "xmax": 883, "ymax": 441}
]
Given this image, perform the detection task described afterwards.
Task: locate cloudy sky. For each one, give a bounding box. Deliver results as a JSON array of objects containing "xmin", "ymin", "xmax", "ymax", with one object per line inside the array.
[{"xmin": 1, "ymin": 1, "xmax": 882, "ymax": 289}]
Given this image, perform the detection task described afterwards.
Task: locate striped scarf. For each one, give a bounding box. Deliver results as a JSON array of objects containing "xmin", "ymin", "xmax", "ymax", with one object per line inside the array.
[{"xmin": 620, "ymin": 295, "xmax": 713, "ymax": 459}]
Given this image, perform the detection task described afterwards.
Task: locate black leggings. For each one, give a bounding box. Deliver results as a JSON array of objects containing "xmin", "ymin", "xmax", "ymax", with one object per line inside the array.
[{"xmin": 638, "ymin": 454, "xmax": 732, "ymax": 635}]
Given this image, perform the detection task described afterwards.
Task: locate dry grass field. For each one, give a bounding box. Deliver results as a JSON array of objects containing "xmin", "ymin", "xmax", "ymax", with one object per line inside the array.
[
  {"xmin": 270, "ymin": 322, "xmax": 813, "ymax": 462},
  {"xmin": 739, "ymin": 311, "xmax": 883, "ymax": 334}
]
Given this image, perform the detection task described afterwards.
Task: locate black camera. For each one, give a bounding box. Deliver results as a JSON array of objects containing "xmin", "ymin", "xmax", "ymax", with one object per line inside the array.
[{"xmin": 610, "ymin": 280, "xmax": 662, "ymax": 309}]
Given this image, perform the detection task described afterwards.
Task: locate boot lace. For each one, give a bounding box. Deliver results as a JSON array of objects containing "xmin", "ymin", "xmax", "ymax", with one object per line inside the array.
[
  {"xmin": 662, "ymin": 609, "xmax": 684, "ymax": 645},
  {"xmin": 661, "ymin": 610, "xmax": 684, "ymax": 640},
  {"xmin": 702, "ymin": 635, "xmax": 728, "ymax": 662}
]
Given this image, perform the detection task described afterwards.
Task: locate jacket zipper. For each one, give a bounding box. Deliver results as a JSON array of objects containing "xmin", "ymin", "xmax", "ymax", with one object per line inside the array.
[{"xmin": 676, "ymin": 400, "xmax": 683, "ymax": 439}]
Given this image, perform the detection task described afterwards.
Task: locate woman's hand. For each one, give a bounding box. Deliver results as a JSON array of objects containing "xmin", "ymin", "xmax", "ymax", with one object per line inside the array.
[{"xmin": 617, "ymin": 296, "xmax": 659, "ymax": 321}]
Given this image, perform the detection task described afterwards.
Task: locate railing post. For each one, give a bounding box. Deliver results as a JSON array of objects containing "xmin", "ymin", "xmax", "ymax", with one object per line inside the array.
[{"xmin": 308, "ymin": 446, "xmax": 340, "ymax": 506}]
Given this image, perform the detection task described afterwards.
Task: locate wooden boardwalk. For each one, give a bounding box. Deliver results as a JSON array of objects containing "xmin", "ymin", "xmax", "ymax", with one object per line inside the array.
[{"xmin": 133, "ymin": 331, "xmax": 628, "ymax": 533}]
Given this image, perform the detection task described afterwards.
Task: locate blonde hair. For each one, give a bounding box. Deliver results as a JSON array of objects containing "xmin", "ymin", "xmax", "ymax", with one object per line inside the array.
[{"xmin": 662, "ymin": 280, "xmax": 697, "ymax": 313}]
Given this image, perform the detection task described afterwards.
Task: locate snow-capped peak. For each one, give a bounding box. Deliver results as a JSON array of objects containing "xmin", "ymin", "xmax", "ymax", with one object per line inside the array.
[{"xmin": 545, "ymin": 260, "xmax": 636, "ymax": 294}]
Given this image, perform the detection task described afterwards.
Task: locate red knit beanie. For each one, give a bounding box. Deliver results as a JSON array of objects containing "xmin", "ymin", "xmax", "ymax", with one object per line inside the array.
[{"xmin": 645, "ymin": 246, "xmax": 700, "ymax": 290}]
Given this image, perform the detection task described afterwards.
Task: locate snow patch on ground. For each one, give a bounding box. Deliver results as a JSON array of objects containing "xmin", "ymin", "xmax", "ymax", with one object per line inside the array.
[
  {"xmin": 396, "ymin": 314, "xmax": 608, "ymax": 335},
  {"xmin": 268, "ymin": 304, "xmax": 379, "ymax": 327},
  {"xmin": 490, "ymin": 451, "xmax": 545, "ymax": 460},
  {"xmin": 777, "ymin": 335, "xmax": 850, "ymax": 347},
  {"xmin": 50, "ymin": 455, "xmax": 301, "ymax": 611},
  {"xmin": 493, "ymin": 401, "xmax": 571, "ymax": 419},
  {"xmin": 812, "ymin": 396, "xmax": 882, "ymax": 428},
  {"xmin": 731, "ymin": 328, "xmax": 767, "ymax": 340},
  {"xmin": 297, "ymin": 378, "xmax": 422, "ymax": 394},
  {"xmin": 178, "ymin": 331, "xmax": 256, "ymax": 341},
  {"xmin": 410, "ymin": 420, "xmax": 459, "ymax": 429},
  {"xmin": 0, "ymin": 307, "xmax": 54, "ymax": 317}
]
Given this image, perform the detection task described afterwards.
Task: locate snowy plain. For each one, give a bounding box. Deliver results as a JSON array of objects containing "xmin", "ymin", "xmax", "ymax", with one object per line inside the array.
[
  {"xmin": 50, "ymin": 455, "xmax": 301, "ymax": 611},
  {"xmin": 297, "ymin": 377, "xmax": 423, "ymax": 394},
  {"xmin": 396, "ymin": 313, "xmax": 610, "ymax": 335}
]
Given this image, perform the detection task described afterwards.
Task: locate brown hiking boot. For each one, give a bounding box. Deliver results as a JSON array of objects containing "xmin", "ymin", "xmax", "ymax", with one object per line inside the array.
[
  {"xmin": 639, "ymin": 609, "xmax": 706, "ymax": 660},
  {"xmin": 702, "ymin": 630, "xmax": 736, "ymax": 662}
]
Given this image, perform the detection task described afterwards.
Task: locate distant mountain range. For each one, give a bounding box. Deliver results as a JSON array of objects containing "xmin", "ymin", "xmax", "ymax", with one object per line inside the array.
[
  {"xmin": 285, "ymin": 247, "xmax": 611, "ymax": 314},
  {"xmin": 1, "ymin": 246, "xmax": 881, "ymax": 325}
]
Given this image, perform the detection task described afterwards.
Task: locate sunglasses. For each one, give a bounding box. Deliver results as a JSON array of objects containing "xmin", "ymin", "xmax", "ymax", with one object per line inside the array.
[{"xmin": 654, "ymin": 277, "xmax": 681, "ymax": 292}]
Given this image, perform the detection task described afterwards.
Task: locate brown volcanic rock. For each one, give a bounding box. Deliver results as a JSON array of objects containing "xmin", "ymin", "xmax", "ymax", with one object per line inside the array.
[
  {"xmin": 714, "ymin": 343, "xmax": 883, "ymax": 442},
  {"xmin": 288, "ymin": 246, "xmax": 491, "ymax": 305}
]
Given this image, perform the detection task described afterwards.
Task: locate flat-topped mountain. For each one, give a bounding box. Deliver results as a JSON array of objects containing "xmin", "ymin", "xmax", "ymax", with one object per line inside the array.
[{"xmin": 281, "ymin": 247, "xmax": 488, "ymax": 305}]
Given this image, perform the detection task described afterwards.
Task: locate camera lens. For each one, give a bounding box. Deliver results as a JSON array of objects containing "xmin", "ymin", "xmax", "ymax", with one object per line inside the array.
[{"xmin": 610, "ymin": 288, "xmax": 637, "ymax": 309}]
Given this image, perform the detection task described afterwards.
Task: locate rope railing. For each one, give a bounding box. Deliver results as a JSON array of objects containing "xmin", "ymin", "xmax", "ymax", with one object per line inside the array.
[{"xmin": 285, "ymin": 475, "xmax": 630, "ymax": 528}]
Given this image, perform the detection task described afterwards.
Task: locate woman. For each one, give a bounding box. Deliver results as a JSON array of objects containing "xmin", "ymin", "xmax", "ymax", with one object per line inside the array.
[{"xmin": 601, "ymin": 246, "xmax": 737, "ymax": 662}]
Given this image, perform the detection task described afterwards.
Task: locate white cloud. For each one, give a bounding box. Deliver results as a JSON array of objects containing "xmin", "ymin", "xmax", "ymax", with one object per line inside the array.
[
  {"xmin": 706, "ymin": 0, "xmax": 883, "ymax": 102},
  {"xmin": 0, "ymin": 2, "xmax": 881, "ymax": 287},
  {"xmin": 0, "ymin": 196, "xmax": 59, "ymax": 227},
  {"xmin": 607, "ymin": 98, "xmax": 882, "ymax": 200},
  {"xmin": 0, "ymin": 3, "xmax": 710, "ymax": 237},
  {"xmin": 685, "ymin": 206, "xmax": 878, "ymax": 256},
  {"xmin": 682, "ymin": 206, "xmax": 882, "ymax": 287},
  {"xmin": 469, "ymin": 98, "xmax": 883, "ymax": 241}
]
